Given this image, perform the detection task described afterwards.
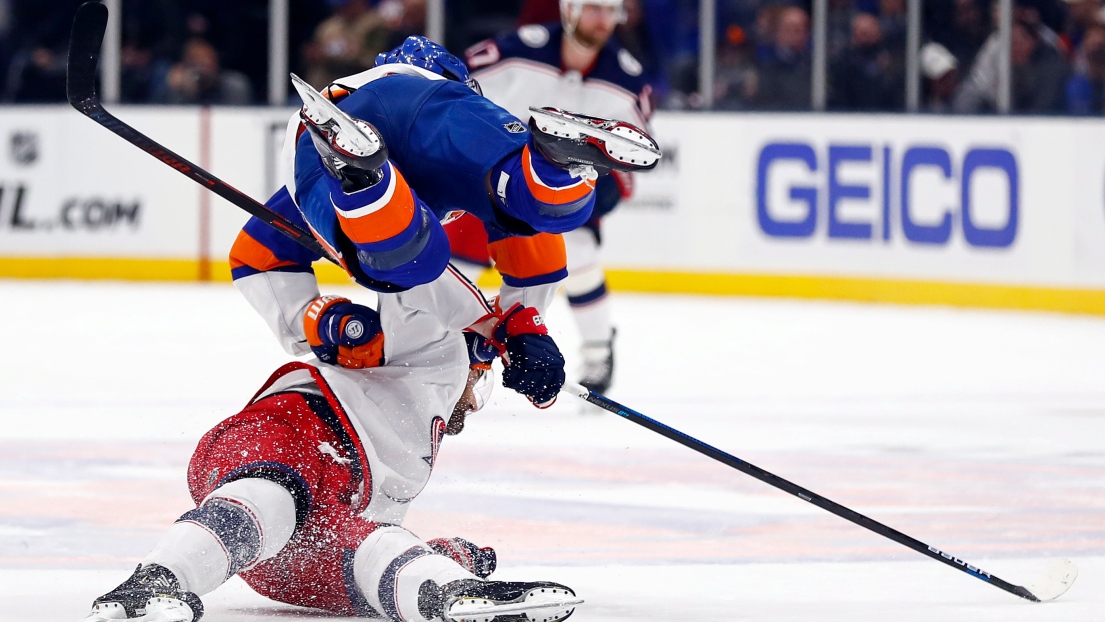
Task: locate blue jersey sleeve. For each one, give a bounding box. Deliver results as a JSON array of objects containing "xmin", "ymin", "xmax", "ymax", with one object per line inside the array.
[{"xmin": 229, "ymin": 187, "xmax": 321, "ymax": 281}]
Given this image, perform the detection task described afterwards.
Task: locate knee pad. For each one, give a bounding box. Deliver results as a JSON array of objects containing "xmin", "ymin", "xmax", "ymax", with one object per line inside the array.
[{"xmin": 201, "ymin": 478, "xmax": 297, "ymax": 565}]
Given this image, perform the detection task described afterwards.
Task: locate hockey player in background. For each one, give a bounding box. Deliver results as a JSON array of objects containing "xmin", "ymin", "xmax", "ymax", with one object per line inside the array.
[
  {"xmin": 240, "ymin": 36, "xmax": 658, "ymax": 408},
  {"xmin": 80, "ymin": 269, "xmax": 582, "ymax": 622},
  {"xmin": 453, "ymin": 0, "xmax": 655, "ymax": 394}
]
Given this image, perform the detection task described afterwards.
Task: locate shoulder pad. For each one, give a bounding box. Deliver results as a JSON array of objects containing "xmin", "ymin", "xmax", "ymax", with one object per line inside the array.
[
  {"xmin": 617, "ymin": 48, "xmax": 643, "ymax": 77},
  {"xmin": 518, "ymin": 24, "xmax": 551, "ymax": 48}
]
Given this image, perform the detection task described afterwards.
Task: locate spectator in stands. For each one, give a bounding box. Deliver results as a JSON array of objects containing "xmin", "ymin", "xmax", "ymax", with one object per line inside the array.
[
  {"xmin": 943, "ymin": 0, "xmax": 993, "ymax": 71},
  {"xmin": 303, "ymin": 0, "xmax": 390, "ymax": 89},
  {"xmin": 829, "ymin": 12, "xmax": 905, "ymax": 110},
  {"xmin": 714, "ymin": 24, "xmax": 759, "ymax": 109},
  {"xmin": 1063, "ymin": 0, "xmax": 1105, "ymax": 70},
  {"xmin": 954, "ymin": 0, "xmax": 1065, "ymax": 112},
  {"xmin": 3, "ymin": 0, "xmax": 84, "ymax": 102},
  {"xmin": 877, "ymin": 0, "xmax": 909, "ymax": 50},
  {"xmin": 118, "ymin": 0, "xmax": 184, "ymax": 102},
  {"xmin": 1067, "ymin": 22, "xmax": 1105, "ymax": 113},
  {"xmin": 753, "ymin": 5, "xmax": 812, "ymax": 110},
  {"xmin": 153, "ymin": 37, "xmax": 253, "ymax": 105},
  {"xmin": 381, "ymin": 0, "xmax": 428, "ymax": 48},
  {"xmin": 953, "ymin": 0, "xmax": 1068, "ymax": 112},
  {"xmin": 920, "ymin": 41, "xmax": 960, "ymax": 111}
]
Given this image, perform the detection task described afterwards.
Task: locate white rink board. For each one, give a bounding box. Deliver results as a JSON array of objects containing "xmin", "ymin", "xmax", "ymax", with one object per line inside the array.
[
  {"xmin": 613, "ymin": 113, "xmax": 1105, "ymax": 288},
  {"xmin": 3, "ymin": 107, "xmax": 1105, "ymax": 291},
  {"xmin": 0, "ymin": 105, "xmax": 293, "ymax": 260}
]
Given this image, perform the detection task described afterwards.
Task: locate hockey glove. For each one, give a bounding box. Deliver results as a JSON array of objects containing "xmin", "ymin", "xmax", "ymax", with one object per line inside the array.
[
  {"xmin": 303, "ymin": 295, "xmax": 385, "ymax": 369},
  {"xmin": 426, "ymin": 537, "xmax": 497, "ymax": 579},
  {"xmin": 490, "ymin": 304, "xmax": 565, "ymax": 408},
  {"xmin": 464, "ymin": 331, "xmax": 500, "ymax": 366}
]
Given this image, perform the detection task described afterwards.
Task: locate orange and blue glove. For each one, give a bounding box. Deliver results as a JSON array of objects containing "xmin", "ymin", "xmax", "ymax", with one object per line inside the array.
[{"xmin": 303, "ymin": 295, "xmax": 384, "ymax": 369}]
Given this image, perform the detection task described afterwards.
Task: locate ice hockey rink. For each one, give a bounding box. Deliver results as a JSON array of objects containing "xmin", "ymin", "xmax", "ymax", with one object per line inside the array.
[{"xmin": 1, "ymin": 279, "xmax": 1103, "ymax": 621}]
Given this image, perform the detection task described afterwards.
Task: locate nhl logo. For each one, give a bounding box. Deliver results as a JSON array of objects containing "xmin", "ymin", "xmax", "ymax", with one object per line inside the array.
[
  {"xmin": 503, "ymin": 121, "xmax": 526, "ymax": 134},
  {"xmin": 10, "ymin": 131, "xmax": 38, "ymax": 166}
]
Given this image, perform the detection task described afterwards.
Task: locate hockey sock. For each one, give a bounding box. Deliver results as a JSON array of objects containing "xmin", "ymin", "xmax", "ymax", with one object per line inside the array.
[
  {"xmin": 563, "ymin": 228, "xmax": 612, "ymax": 343},
  {"xmin": 354, "ymin": 526, "xmax": 478, "ymax": 622},
  {"xmin": 569, "ymin": 292, "xmax": 613, "ymax": 343},
  {"xmin": 143, "ymin": 478, "xmax": 296, "ymax": 596}
]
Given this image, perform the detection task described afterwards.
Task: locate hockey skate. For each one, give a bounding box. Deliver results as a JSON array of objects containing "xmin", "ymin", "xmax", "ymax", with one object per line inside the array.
[
  {"xmin": 82, "ymin": 564, "xmax": 203, "ymax": 622},
  {"xmin": 578, "ymin": 330, "xmax": 615, "ymax": 394},
  {"xmin": 419, "ymin": 578, "xmax": 581, "ymax": 622},
  {"xmin": 528, "ymin": 107, "xmax": 661, "ymax": 175},
  {"xmin": 290, "ymin": 73, "xmax": 388, "ymax": 192}
]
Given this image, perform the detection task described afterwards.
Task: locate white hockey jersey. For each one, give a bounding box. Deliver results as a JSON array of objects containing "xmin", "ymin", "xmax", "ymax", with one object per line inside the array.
[
  {"xmin": 235, "ymin": 266, "xmax": 494, "ymax": 524},
  {"xmin": 465, "ymin": 23, "xmax": 652, "ymax": 132}
]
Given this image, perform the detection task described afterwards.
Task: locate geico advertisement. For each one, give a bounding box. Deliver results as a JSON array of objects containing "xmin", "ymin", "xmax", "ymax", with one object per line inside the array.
[
  {"xmin": 605, "ymin": 114, "xmax": 1105, "ymax": 287},
  {"xmin": 0, "ymin": 106, "xmax": 202, "ymax": 257},
  {"xmin": 756, "ymin": 143, "xmax": 1017, "ymax": 248}
]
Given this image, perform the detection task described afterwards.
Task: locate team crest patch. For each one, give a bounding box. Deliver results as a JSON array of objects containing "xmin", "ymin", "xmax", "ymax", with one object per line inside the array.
[
  {"xmin": 503, "ymin": 121, "xmax": 526, "ymax": 133},
  {"xmin": 518, "ymin": 24, "xmax": 550, "ymax": 48},
  {"xmin": 618, "ymin": 49, "xmax": 644, "ymax": 77}
]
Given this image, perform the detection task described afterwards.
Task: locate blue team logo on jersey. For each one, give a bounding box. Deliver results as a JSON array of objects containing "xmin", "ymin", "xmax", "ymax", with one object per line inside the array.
[{"xmin": 503, "ymin": 121, "xmax": 526, "ymax": 134}]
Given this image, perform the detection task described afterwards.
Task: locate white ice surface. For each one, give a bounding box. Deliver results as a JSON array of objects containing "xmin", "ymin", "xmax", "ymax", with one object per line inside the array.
[{"xmin": 1, "ymin": 280, "xmax": 1103, "ymax": 621}]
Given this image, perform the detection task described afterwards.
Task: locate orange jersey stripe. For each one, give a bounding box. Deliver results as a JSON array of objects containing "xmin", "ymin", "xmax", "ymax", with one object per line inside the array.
[
  {"xmin": 323, "ymin": 85, "xmax": 352, "ymax": 101},
  {"xmin": 229, "ymin": 229, "xmax": 303, "ymax": 272},
  {"xmin": 520, "ymin": 145, "xmax": 595, "ymax": 206},
  {"xmin": 335, "ymin": 166, "xmax": 417, "ymax": 245},
  {"xmin": 488, "ymin": 232, "xmax": 567, "ymax": 280}
]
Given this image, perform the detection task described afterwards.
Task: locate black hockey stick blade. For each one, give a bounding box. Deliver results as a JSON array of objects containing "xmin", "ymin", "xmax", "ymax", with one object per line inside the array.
[
  {"xmin": 66, "ymin": 1, "xmax": 105, "ymax": 113},
  {"xmin": 561, "ymin": 381, "xmax": 1078, "ymax": 603},
  {"xmin": 65, "ymin": 1, "xmax": 336, "ymax": 263}
]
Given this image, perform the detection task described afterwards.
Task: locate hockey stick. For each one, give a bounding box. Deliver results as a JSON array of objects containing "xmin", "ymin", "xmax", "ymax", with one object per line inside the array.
[
  {"xmin": 560, "ymin": 381, "xmax": 1078, "ymax": 603},
  {"xmin": 65, "ymin": 1, "xmax": 336, "ymax": 263}
]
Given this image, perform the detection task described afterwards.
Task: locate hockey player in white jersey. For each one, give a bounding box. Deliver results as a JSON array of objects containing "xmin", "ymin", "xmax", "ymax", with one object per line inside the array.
[
  {"xmin": 454, "ymin": 0, "xmax": 654, "ymax": 394},
  {"xmin": 79, "ymin": 266, "xmax": 581, "ymax": 622}
]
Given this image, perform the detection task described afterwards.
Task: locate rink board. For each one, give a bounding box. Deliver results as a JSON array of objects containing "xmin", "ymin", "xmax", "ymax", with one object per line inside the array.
[{"xmin": 2, "ymin": 106, "xmax": 1105, "ymax": 313}]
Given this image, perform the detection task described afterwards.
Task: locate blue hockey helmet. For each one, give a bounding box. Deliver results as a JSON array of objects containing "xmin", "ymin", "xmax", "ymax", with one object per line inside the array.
[{"xmin": 375, "ymin": 36, "xmax": 482, "ymax": 95}]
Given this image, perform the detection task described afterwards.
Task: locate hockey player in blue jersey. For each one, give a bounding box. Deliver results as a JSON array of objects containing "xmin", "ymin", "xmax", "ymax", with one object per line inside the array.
[{"xmin": 230, "ymin": 36, "xmax": 659, "ymax": 408}]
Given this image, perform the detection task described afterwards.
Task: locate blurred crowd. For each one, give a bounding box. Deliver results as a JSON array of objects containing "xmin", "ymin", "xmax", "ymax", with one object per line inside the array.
[
  {"xmin": 1, "ymin": 0, "xmax": 1103, "ymax": 114},
  {"xmin": 706, "ymin": 0, "xmax": 1103, "ymax": 114}
]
